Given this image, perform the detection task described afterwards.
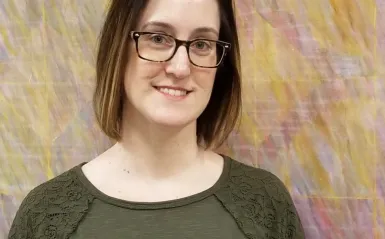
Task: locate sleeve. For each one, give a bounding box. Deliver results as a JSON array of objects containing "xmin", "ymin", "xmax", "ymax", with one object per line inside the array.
[
  {"xmin": 8, "ymin": 170, "xmax": 94, "ymax": 239},
  {"xmin": 7, "ymin": 191, "xmax": 35, "ymax": 239},
  {"xmin": 264, "ymin": 172, "xmax": 306, "ymax": 239}
]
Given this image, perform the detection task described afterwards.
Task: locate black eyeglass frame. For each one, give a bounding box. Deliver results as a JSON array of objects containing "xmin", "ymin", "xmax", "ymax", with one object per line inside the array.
[{"xmin": 130, "ymin": 31, "xmax": 231, "ymax": 68}]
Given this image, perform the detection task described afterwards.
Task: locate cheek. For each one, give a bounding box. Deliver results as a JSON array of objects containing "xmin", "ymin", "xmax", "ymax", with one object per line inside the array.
[
  {"xmin": 128, "ymin": 61, "xmax": 164, "ymax": 78},
  {"xmin": 196, "ymin": 70, "xmax": 217, "ymax": 92},
  {"xmin": 124, "ymin": 58, "xmax": 163, "ymax": 89}
]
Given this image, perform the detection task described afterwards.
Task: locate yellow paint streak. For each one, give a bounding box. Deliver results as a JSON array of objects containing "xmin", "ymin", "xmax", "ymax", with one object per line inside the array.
[
  {"xmin": 0, "ymin": 27, "xmax": 17, "ymax": 55},
  {"xmin": 293, "ymin": 125, "xmax": 335, "ymax": 195},
  {"xmin": 41, "ymin": 2, "xmax": 54, "ymax": 179}
]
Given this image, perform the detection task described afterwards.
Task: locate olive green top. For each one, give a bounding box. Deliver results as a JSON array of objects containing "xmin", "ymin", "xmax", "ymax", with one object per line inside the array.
[{"xmin": 8, "ymin": 156, "xmax": 305, "ymax": 239}]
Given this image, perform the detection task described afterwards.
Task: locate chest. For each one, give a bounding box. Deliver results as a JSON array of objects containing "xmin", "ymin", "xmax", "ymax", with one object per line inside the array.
[{"xmin": 70, "ymin": 198, "xmax": 248, "ymax": 239}]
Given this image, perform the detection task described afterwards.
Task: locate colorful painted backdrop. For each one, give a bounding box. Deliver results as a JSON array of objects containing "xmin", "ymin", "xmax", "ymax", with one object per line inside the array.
[{"xmin": 1, "ymin": 0, "xmax": 384, "ymax": 238}]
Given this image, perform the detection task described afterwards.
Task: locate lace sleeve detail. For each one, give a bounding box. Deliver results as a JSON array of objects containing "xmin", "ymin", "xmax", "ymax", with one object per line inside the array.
[
  {"xmin": 8, "ymin": 168, "xmax": 95, "ymax": 239},
  {"xmin": 215, "ymin": 160, "xmax": 305, "ymax": 239}
]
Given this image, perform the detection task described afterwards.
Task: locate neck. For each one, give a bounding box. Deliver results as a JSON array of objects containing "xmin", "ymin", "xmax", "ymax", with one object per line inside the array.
[{"xmin": 112, "ymin": 108, "xmax": 203, "ymax": 178}]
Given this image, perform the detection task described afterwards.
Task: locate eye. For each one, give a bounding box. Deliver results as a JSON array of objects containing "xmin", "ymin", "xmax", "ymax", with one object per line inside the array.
[
  {"xmin": 147, "ymin": 34, "xmax": 175, "ymax": 46},
  {"xmin": 150, "ymin": 34, "xmax": 166, "ymax": 43},
  {"xmin": 191, "ymin": 40, "xmax": 211, "ymax": 50}
]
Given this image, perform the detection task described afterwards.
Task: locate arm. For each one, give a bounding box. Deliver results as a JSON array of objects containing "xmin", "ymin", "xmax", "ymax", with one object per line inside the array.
[
  {"xmin": 263, "ymin": 172, "xmax": 305, "ymax": 239},
  {"xmin": 8, "ymin": 192, "xmax": 34, "ymax": 239}
]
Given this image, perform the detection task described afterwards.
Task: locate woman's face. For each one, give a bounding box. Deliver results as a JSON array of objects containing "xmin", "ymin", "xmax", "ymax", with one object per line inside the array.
[{"xmin": 123, "ymin": 0, "xmax": 220, "ymax": 127}]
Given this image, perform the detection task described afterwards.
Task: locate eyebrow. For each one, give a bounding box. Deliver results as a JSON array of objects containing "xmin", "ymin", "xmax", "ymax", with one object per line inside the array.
[{"xmin": 141, "ymin": 21, "xmax": 219, "ymax": 37}]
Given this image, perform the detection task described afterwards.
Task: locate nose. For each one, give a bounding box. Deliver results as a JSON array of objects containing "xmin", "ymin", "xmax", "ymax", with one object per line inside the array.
[{"xmin": 165, "ymin": 46, "xmax": 191, "ymax": 79}]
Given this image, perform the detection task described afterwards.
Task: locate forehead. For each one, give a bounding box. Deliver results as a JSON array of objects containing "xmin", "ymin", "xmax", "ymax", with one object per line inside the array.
[{"xmin": 137, "ymin": 0, "xmax": 220, "ymax": 36}]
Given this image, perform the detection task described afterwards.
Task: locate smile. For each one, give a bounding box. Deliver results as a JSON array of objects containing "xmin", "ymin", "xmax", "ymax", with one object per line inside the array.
[{"xmin": 153, "ymin": 86, "xmax": 192, "ymax": 99}]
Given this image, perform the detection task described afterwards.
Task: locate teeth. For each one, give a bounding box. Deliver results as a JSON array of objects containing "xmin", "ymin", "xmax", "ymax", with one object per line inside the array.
[{"xmin": 158, "ymin": 87, "xmax": 187, "ymax": 96}]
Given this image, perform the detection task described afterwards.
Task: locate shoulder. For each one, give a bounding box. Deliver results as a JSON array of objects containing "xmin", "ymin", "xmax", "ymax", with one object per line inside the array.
[
  {"xmin": 218, "ymin": 157, "xmax": 294, "ymax": 207},
  {"xmin": 227, "ymin": 159, "xmax": 292, "ymax": 199},
  {"xmin": 8, "ymin": 165, "xmax": 94, "ymax": 239},
  {"xmin": 215, "ymin": 157, "xmax": 305, "ymax": 239}
]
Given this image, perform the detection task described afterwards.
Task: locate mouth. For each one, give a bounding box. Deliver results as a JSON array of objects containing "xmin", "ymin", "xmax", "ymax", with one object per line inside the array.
[{"xmin": 153, "ymin": 86, "xmax": 192, "ymax": 97}]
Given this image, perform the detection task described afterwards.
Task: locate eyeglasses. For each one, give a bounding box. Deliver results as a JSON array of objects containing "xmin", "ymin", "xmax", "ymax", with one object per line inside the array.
[{"xmin": 130, "ymin": 31, "xmax": 231, "ymax": 68}]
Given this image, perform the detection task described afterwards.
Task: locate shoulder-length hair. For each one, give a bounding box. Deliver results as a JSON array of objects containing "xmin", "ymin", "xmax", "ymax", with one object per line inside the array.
[{"xmin": 93, "ymin": 0, "xmax": 242, "ymax": 149}]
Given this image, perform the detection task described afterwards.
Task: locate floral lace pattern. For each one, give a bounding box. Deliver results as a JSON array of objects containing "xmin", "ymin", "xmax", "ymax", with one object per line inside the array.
[
  {"xmin": 8, "ymin": 169, "xmax": 95, "ymax": 239},
  {"xmin": 215, "ymin": 160, "xmax": 305, "ymax": 239},
  {"xmin": 8, "ymin": 159, "xmax": 304, "ymax": 239}
]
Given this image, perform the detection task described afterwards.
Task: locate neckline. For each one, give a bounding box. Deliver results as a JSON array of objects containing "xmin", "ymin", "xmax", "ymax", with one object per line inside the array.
[{"xmin": 74, "ymin": 155, "xmax": 232, "ymax": 210}]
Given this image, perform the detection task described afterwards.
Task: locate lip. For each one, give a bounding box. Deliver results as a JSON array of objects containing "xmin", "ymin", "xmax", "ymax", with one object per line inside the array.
[
  {"xmin": 153, "ymin": 85, "xmax": 193, "ymax": 92},
  {"xmin": 153, "ymin": 86, "xmax": 192, "ymax": 100}
]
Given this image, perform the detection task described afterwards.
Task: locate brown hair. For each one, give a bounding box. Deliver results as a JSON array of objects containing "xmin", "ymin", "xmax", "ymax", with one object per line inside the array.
[{"xmin": 93, "ymin": 0, "xmax": 242, "ymax": 149}]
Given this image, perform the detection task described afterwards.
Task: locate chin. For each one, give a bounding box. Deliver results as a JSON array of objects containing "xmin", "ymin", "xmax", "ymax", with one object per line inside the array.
[{"xmin": 146, "ymin": 109, "xmax": 197, "ymax": 128}]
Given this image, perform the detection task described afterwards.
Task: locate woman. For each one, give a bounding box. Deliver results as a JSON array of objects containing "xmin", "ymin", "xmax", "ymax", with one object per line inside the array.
[{"xmin": 8, "ymin": 0, "xmax": 305, "ymax": 238}]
